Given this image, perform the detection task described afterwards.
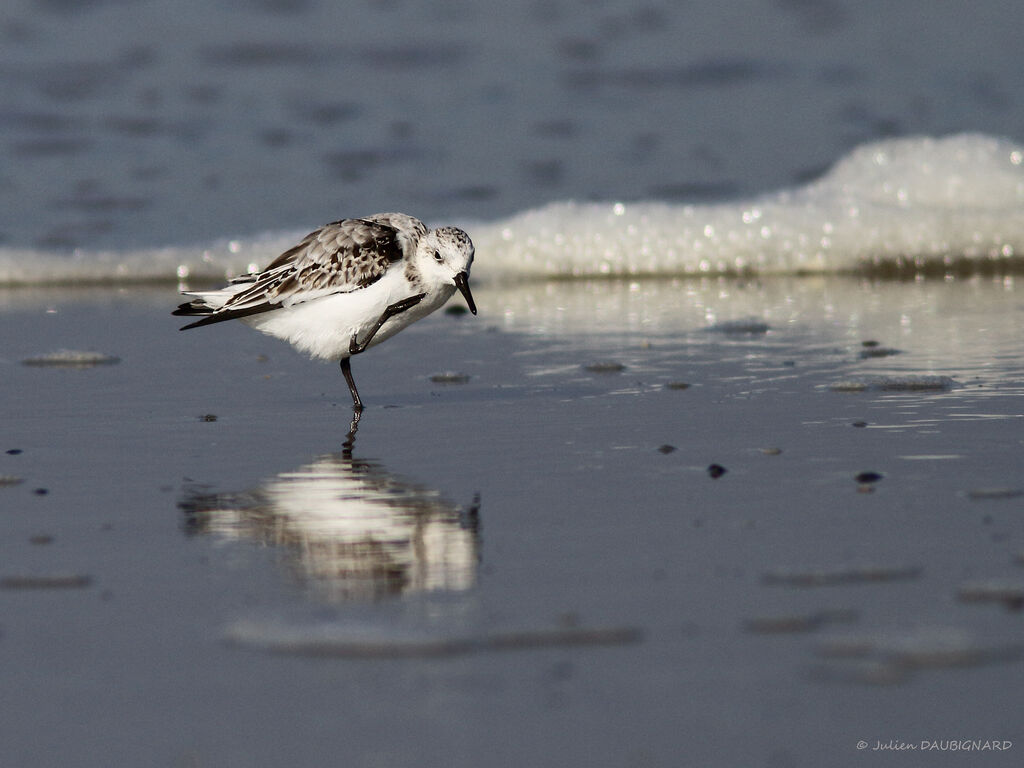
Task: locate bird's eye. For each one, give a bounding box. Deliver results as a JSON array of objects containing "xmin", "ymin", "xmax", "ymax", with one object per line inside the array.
[{"xmin": 433, "ymin": 250, "xmax": 443, "ymax": 262}]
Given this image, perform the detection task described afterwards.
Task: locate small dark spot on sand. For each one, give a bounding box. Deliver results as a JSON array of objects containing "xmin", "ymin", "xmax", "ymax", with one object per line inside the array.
[
  {"xmin": 829, "ymin": 375, "xmax": 955, "ymax": 392},
  {"xmin": 665, "ymin": 381, "xmax": 690, "ymax": 390},
  {"xmin": 878, "ymin": 376, "xmax": 955, "ymax": 391},
  {"xmin": 223, "ymin": 621, "xmax": 642, "ymax": 657},
  {"xmin": 33, "ymin": 488, "xmax": 49, "ymax": 495},
  {"xmin": 29, "ymin": 535, "xmax": 53, "ymax": 545},
  {"xmin": 782, "ymin": 360, "xmax": 796, "ymax": 367},
  {"xmin": 957, "ymin": 580, "xmax": 1024, "ymax": 611},
  {"xmin": 200, "ymin": 414, "xmax": 218, "ymax": 422},
  {"xmin": 852, "ymin": 420, "xmax": 868, "ymax": 428},
  {"xmin": 705, "ymin": 319, "xmax": 770, "ymax": 334},
  {"xmin": 6, "ymin": 449, "xmax": 22, "ymax": 455},
  {"xmin": 965, "ymin": 487, "xmax": 1023, "ymax": 501},
  {"xmin": 430, "ymin": 372, "xmax": 471, "ymax": 384},
  {"xmin": 556, "ymin": 612, "xmax": 582, "ymax": 629},
  {"xmin": 763, "ymin": 564, "xmax": 921, "ymax": 587},
  {"xmin": 707, "ymin": 464, "xmax": 727, "ymax": 479},
  {"xmin": 743, "ymin": 609, "xmax": 857, "ymax": 634},
  {"xmin": 859, "ymin": 347, "xmax": 902, "ymax": 359},
  {"xmin": 21, "ymin": 349, "xmax": 120, "ymax": 368},
  {"xmin": 0, "ymin": 574, "xmax": 92, "ymax": 590},
  {"xmin": 657, "ymin": 444, "xmax": 676, "ymax": 454},
  {"xmin": 861, "ymin": 340, "xmax": 879, "ymax": 347},
  {"xmin": 445, "ymin": 304, "xmax": 469, "ymax": 316},
  {"xmin": 855, "ymin": 471, "xmax": 883, "ymax": 484},
  {"xmin": 584, "ymin": 362, "xmax": 626, "ymax": 373}
]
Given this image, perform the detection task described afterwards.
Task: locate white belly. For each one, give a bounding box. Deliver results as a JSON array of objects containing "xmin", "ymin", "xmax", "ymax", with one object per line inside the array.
[{"xmin": 244, "ymin": 279, "xmax": 456, "ymax": 361}]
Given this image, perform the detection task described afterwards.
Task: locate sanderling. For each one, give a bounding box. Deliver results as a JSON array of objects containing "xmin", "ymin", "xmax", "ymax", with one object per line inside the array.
[{"xmin": 174, "ymin": 213, "xmax": 476, "ymax": 411}]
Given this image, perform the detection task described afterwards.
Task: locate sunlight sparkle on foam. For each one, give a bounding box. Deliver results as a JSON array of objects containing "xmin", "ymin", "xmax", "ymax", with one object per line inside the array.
[
  {"xmin": 471, "ymin": 133, "xmax": 1024, "ymax": 281},
  {"xmin": 1, "ymin": 134, "xmax": 1022, "ymax": 286}
]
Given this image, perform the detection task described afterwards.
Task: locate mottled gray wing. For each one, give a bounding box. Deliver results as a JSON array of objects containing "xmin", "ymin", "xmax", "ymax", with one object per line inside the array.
[
  {"xmin": 218, "ymin": 217, "xmax": 420, "ymax": 316},
  {"xmin": 362, "ymin": 212, "xmax": 428, "ymax": 243}
]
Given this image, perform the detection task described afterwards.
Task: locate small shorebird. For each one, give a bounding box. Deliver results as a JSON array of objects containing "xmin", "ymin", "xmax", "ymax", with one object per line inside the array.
[{"xmin": 174, "ymin": 213, "xmax": 476, "ymax": 412}]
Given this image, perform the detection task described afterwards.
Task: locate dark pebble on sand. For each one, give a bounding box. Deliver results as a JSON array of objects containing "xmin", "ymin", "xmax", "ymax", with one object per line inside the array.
[
  {"xmin": 33, "ymin": 488, "xmax": 49, "ymax": 495},
  {"xmin": 861, "ymin": 340, "xmax": 880, "ymax": 347},
  {"xmin": 583, "ymin": 362, "xmax": 626, "ymax": 373},
  {"xmin": 430, "ymin": 372, "xmax": 471, "ymax": 384},
  {"xmin": 852, "ymin": 420, "xmax": 868, "ymax": 428},
  {"xmin": 657, "ymin": 444, "xmax": 676, "ymax": 454},
  {"xmin": 665, "ymin": 381, "xmax": 691, "ymax": 390},
  {"xmin": 200, "ymin": 414, "xmax": 218, "ymax": 422},
  {"xmin": 707, "ymin": 464, "xmax": 727, "ymax": 479},
  {"xmin": 6, "ymin": 449, "xmax": 22, "ymax": 455},
  {"xmin": 855, "ymin": 471, "xmax": 883, "ymax": 484}
]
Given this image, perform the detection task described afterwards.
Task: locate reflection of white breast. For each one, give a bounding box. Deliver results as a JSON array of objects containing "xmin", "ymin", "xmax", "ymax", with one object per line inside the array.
[{"xmin": 184, "ymin": 454, "xmax": 478, "ymax": 601}]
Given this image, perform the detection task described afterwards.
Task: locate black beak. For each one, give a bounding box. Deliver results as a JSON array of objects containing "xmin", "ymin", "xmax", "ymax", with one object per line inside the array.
[{"xmin": 454, "ymin": 271, "xmax": 477, "ymax": 315}]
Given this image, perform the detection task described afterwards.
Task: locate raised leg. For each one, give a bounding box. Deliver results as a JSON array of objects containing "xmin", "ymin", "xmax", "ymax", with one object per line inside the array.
[
  {"xmin": 340, "ymin": 356, "xmax": 363, "ymax": 412},
  {"xmin": 349, "ymin": 293, "xmax": 426, "ymax": 356}
]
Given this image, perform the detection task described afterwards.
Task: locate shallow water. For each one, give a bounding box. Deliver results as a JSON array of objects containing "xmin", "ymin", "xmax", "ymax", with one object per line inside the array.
[{"xmin": 2, "ymin": 278, "xmax": 1023, "ymax": 766}]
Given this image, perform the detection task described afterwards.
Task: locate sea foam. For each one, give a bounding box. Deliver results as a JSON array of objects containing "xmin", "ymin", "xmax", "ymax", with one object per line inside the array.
[
  {"xmin": 0, "ymin": 133, "xmax": 1021, "ymax": 286},
  {"xmin": 473, "ymin": 133, "xmax": 1024, "ymax": 281}
]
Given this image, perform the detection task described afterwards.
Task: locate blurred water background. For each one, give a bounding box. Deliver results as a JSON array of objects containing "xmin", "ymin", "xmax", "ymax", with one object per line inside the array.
[{"xmin": 0, "ymin": 0, "xmax": 1020, "ymax": 260}]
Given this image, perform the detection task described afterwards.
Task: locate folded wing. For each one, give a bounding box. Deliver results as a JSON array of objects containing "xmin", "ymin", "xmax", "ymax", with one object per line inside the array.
[{"xmin": 174, "ymin": 215, "xmax": 425, "ymax": 329}]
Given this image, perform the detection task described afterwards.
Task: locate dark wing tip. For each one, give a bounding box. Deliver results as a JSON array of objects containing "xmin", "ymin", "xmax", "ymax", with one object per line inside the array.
[
  {"xmin": 173, "ymin": 299, "xmax": 217, "ymax": 329},
  {"xmin": 172, "ymin": 301, "xmax": 202, "ymax": 317}
]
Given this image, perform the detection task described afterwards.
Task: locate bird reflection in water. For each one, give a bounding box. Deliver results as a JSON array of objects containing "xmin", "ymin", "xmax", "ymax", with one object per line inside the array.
[{"xmin": 181, "ymin": 453, "xmax": 480, "ymax": 602}]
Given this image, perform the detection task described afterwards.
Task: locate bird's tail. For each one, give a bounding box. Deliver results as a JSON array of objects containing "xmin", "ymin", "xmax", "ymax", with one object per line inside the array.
[{"xmin": 172, "ymin": 277, "xmax": 256, "ymax": 328}]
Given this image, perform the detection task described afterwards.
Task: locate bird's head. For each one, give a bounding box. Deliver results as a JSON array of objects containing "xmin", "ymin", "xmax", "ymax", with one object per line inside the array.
[{"xmin": 418, "ymin": 226, "xmax": 476, "ymax": 315}]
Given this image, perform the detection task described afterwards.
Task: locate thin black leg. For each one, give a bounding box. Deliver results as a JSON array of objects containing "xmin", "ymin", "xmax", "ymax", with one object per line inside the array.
[
  {"xmin": 340, "ymin": 356, "xmax": 363, "ymax": 412},
  {"xmin": 349, "ymin": 293, "xmax": 426, "ymax": 355}
]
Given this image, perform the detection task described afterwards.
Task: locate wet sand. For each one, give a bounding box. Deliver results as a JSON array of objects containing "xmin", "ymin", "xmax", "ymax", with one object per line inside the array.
[{"xmin": 1, "ymin": 279, "xmax": 1022, "ymax": 767}]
